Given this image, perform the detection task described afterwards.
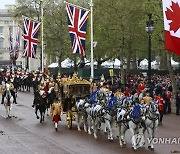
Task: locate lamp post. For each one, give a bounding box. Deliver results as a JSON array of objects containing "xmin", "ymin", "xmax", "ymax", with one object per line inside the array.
[{"xmin": 145, "ymin": 13, "xmax": 154, "ymax": 89}]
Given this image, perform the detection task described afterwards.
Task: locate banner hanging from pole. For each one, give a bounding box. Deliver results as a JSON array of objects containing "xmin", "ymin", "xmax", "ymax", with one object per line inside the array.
[
  {"xmin": 162, "ymin": 0, "xmax": 180, "ymax": 56},
  {"xmin": 65, "ymin": 3, "xmax": 89, "ymax": 56},
  {"xmin": 23, "ymin": 16, "xmax": 41, "ymax": 59},
  {"xmin": 14, "ymin": 27, "xmax": 21, "ymax": 60}
]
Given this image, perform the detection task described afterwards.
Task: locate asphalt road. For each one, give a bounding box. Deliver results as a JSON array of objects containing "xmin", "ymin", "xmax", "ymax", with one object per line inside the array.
[{"xmin": 0, "ymin": 90, "xmax": 180, "ymax": 154}]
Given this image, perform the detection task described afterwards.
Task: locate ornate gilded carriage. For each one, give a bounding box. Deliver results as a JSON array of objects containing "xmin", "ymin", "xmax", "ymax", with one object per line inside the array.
[{"xmin": 59, "ymin": 73, "xmax": 92, "ymax": 129}]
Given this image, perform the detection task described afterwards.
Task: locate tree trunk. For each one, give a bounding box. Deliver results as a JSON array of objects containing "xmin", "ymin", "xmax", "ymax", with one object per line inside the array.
[
  {"xmin": 132, "ymin": 50, "xmax": 137, "ymax": 70},
  {"xmin": 160, "ymin": 51, "xmax": 167, "ymax": 70},
  {"xmin": 167, "ymin": 53, "xmax": 177, "ymax": 113},
  {"xmin": 127, "ymin": 42, "xmax": 132, "ymax": 76},
  {"xmin": 120, "ymin": 26, "xmax": 125, "ymax": 90},
  {"xmin": 58, "ymin": 56, "xmax": 62, "ymax": 75}
]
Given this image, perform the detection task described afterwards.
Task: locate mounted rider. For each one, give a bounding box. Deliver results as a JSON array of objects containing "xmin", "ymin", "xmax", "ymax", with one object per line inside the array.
[
  {"xmin": 1, "ymin": 78, "xmax": 17, "ymax": 104},
  {"xmin": 141, "ymin": 91, "xmax": 152, "ymax": 106}
]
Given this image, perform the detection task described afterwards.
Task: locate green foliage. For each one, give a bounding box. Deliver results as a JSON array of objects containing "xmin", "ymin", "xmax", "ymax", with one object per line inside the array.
[{"xmin": 12, "ymin": 0, "xmax": 178, "ymax": 68}]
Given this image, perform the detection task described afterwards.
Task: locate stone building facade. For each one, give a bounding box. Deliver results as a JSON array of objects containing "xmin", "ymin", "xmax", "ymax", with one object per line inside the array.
[{"xmin": 0, "ymin": 5, "xmax": 42, "ymax": 71}]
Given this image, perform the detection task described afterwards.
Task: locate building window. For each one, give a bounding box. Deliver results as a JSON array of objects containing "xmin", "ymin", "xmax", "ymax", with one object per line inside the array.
[
  {"xmin": 0, "ymin": 26, "xmax": 3, "ymax": 34},
  {"xmin": 0, "ymin": 38, "xmax": 3, "ymax": 49}
]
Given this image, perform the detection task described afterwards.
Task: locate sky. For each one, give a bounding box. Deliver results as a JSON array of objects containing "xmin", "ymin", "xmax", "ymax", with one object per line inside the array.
[{"xmin": 0, "ymin": 0, "xmax": 15, "ymax": 9}]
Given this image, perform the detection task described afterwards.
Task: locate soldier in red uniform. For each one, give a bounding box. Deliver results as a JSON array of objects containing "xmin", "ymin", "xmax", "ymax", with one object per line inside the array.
[
  {"xmin": 137, "ymin": 80, "xmax": 146, "ymax": 94},
  {"xmin": 166, "ymin": 91, "xmax": 172, "ymax": 113},
  {"xmin": 154, "ymin": 93, "xmax": 164, "ymax": 125}
]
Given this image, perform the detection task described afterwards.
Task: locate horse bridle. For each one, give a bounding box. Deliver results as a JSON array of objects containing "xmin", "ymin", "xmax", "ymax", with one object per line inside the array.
[{"xmin": 146, "ymin": 103, "xmax": 159, "ymax": 121}]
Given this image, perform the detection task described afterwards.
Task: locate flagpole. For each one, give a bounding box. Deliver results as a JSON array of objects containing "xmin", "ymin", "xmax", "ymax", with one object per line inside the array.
[
  {"xmin": 90, "ymin": 0, "xmax": 94, "ymax": 79},
  {"xmin": 12, "ymin": 20, "xmax": 15, "ymax": 66},
  {"xmin": 41, "ymin": 0, "xmax": 44, "ymax": 72}
]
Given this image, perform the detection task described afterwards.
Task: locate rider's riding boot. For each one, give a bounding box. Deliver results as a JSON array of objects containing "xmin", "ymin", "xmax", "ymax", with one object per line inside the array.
[
  {"xmin": 13, "ymin": 99, "xmax": 17, "ymax": 104},
  {"xmin": 1, "ymin": 96, "xmax": 4, "ymax": 104}
]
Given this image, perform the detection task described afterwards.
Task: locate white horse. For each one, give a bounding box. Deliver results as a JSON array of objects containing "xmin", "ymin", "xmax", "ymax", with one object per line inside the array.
[
  {"xmin": 143, "ymin": 101, "xmax": 159, "ymax": 151},
  {"xmin": 116, "ymin": 96, "xmax": 134, "ymax": 147},
  {"xmin": 4, "ymin": 84, "xmax": 13, "ymax": 118},
  {"xmin": 76, "ymin": 98, "xmax": 94, "ymax": 135},
  {"xmin": 91, "ymin": 97, "xmax": 117, "ymax": 141},
  {"xmin": 117, "ymin": 106, "xmax": 129, "ymax": 147},
  {"xmin": 90, "ymin": 104, "xmax": 104, "ymax": 140},
  {"xmin": 128, "ymin": 103, "xmax": 146, "ymax": 150},
  {"xmin": 76, "ymin": 99, "xmax": 88, "ymax": 132}
]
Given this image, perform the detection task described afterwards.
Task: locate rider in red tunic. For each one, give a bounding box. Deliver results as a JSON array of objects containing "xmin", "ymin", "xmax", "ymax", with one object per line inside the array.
[{"xmin": 137, "ymin": 81, "xmax": 146, "ymax": 94}]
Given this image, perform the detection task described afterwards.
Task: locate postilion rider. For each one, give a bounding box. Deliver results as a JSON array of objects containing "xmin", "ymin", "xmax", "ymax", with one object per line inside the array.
[
  {"xmin": 50, "ymin": 98, "xmax": 63, "ymax": 131},
  {"xmin": 141, "ymin": 91, "xmax": 152, "ymax": 106}
]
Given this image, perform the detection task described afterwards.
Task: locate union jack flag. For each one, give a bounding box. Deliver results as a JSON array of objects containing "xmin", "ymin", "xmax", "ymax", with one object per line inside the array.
[
  {"xmin": 23, "ymin": 16, "xmax": 41, "ymax": 58},
  {"xmin": 66, "ymin": 4, "xmax": 89, "ymax": 56},
  {"xmin": 14, "ymin": 27, "xmax": 21, "ymax": 60},
  {"xmin": 9, "ymin": 27, "xmax": 14, "ymax": 59}
]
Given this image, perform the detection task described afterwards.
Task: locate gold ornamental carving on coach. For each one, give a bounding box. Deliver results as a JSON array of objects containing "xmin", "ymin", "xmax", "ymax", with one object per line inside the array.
[{"xmin": 61, "ymin": 72, "xmax": 91, "ymax": 85}]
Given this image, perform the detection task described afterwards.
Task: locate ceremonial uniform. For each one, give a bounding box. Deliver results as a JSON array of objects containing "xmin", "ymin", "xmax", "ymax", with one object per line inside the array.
[
  {"xmin": 166, "ymin": 91, "xmax": 172, "ymax": 113},
  {"xmin": 137, "ymin": 82, "xmax": 146, "ymax": 94},
  {"xmin": 1, "ymin": 81, "xmax": 17, "ymax": 104},
  {"xmin": 141, "ymin": 92, "xmax": 152, "ymax": 106},
  {"xmin": 154, "ymin": 94, "xmax": 164, "ymax": 125},
  {"xmin": 114, "ymin": 89, "xmax": 125, "ymax": 99},
  {"xmin": 50, "ymin": 100, "xmax": 63, "ymax": 131}
]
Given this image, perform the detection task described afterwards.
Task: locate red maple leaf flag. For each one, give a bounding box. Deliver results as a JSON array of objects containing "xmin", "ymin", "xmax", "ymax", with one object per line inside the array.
[{"xmin": 162, "ymin": 0, "xmax": 180, "ymax": 56}]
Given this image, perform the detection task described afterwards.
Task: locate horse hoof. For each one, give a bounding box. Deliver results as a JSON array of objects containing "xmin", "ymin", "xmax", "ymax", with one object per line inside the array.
[
  {"xmin": 88, "ymin": 131, "xmax": 92, "ymax": 135},
  {"xmin": 132, "ymin": 147, "xmax": 137, "ymax": 151},
  {"xmin": 120, "ymin": 144, "xmax": 125, "ymax": 148},
  {"xmin": 151, "ymin": 148, "xmax": 154, "ymax": 151},
  {"xmin": 84, "ymin": 129, "xmax": 87, "ymax": 133},
  {"xmin": 94, "ymin": 136, "xmax": 98, "ymax": 140},
  {"xmin": 55, "ymin": 128, "xmax": 58, "ymax": 131},
  {"xmin": 148, "ymin": 146, "xmax": 154, "ymax": 151},
  {"xmin": 37, "ymin": 116, "xmax": 39, "ymax": 119}
]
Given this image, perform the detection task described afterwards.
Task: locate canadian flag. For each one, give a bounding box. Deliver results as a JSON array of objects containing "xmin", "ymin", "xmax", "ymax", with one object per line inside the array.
[{"xmin": 162, "ymin": 0, "xmax": 180, "ymax": 56}]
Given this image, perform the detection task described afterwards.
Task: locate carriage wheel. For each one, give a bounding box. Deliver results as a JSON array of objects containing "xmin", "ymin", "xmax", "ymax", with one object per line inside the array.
[{"xmin": 66, "ymin": 111, "xmax": 72, "ymax": 129}]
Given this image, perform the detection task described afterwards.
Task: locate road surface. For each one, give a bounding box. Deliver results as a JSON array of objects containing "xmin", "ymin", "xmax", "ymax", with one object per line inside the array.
[{"xmin": 0, "ymin": 90, "xmax": 180, "ymax": 154}]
